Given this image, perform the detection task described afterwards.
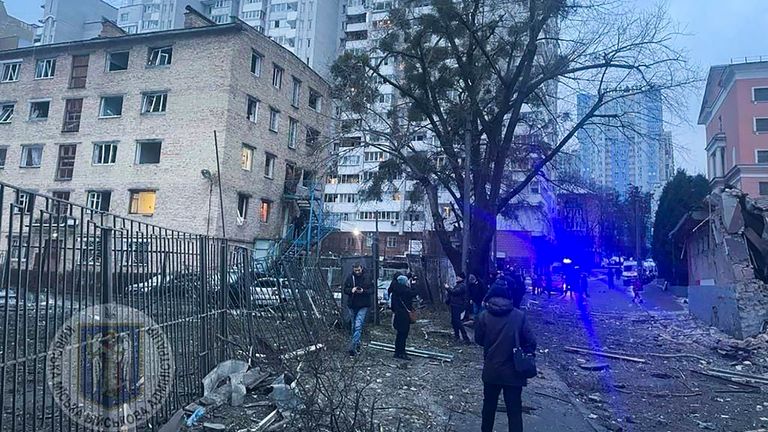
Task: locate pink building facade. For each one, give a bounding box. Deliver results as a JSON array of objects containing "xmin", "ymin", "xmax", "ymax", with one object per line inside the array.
[{"xmin": 699, "ymin": 61, "xmax": 768, "ymax": 197}]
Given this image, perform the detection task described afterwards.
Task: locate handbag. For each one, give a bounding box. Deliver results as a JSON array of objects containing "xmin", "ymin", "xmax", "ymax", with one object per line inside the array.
[
  {"xmin": 512, "ymin": 314, "xmax": 537, "ymax": 379},
  {"xmin": 400, "ymin": 299, "xmax": 417, "ymax": 324}
]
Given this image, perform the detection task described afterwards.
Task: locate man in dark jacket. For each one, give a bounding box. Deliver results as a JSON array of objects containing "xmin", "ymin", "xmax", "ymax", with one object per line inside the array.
[
  {"xmin": 343, "ymin": 263, "xmax": 374, "ymax": 355},
  {"xmin": 445, "ymin": 273, "xmax": 470, "ymax": 343},
  {"xmin": 390, "ymin": 274, "xmax": 417, "ymax": 360},
  {"xmin": 475, "ymin": 281, "xmax": 537, "ymax": 432},
  {"xmin": 468, "ymin": 274, "xmax": 487, "ymax": 316}
]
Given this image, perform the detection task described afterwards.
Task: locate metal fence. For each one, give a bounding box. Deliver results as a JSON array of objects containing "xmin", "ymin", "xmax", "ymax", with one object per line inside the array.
[{"xmin": 0, "ymin": 182, "xmax": 340, "ymax": 431}]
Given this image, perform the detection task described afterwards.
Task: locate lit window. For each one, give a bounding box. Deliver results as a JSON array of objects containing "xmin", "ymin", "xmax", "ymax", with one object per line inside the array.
[
  {"xmin": 247, "ymin": 97, "xmax": 259, "ymax": 123},
  {"xmin": 142, "ymin": 92, "xmax": 167, "ymax": 113},
  {"xmin": 237, "ymin": 194, "xmax": 249, "ymax": 221},
  {"xmin": 20, "ymin": 145, "xmax": 43, "ymax": 168},
  {"xmin": 1, "ymin": 62, "xmax": 21, "ymax": 82},
  {"xmin": 264, "ymin": 153, "xmax": 275, "ymax": 178},
  {"xmin": 35, "ymin": 58, "xmax": 56, "ymax": 79},
  {"xmin": 242, "ymin": 145, "xmax": 254, "ymax": 171},
  {"xmin": 0, "ymin": 103, "xmax": 14, "ymax": 123},
  {"xmin": 100, "ymin": 96, "xmax": 123, "ymax": 117},
  {"xmin": 87, "ymin": 191, "xmax": 111, "ymax": 212},
  {"xmin": 129, "ymin": 190, "xmax": 156, "ymax": 215},
  {"xmin": 136, "ymin": 140, "xmax": 161, "ymax": 164},
  {"xmin": 269, "ymin": 108, "xmax": 280, "ymax": 132},
  {"xmin": 288, "ymin": 118, "xmax": 298, "ymax": 148},
  {"xmin": 107, "ymin": 51, "xmax": 129, "ymax": 71},
  {"xmin": 251, "ymin": 51, "xmax": 262, "ymax": 77},
  {"xmin": 260, "ymin": 199, "xmax": 271, "ymax": 223},
  {"xmin": 29, "ymin": 101, "xmax": 50, "ymax": 120},
  {"xmin": 55, "ymin": 144, "xmax": 77, "ymax": 181},
  {"xmin": 148, "ymin": 47, "xmax": 173, "ymax": 66},
  {"xmin": 93, "ymin": 142, "xmax": 118, "ymax": 165},
  {"xmin": 272, "ymin": 64, "xmax": 283, "ymax": 88}
]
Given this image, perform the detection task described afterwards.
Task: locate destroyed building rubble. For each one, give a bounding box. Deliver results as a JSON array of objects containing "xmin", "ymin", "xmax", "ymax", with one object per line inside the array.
[{"xmin": 671, "ymin": 186, "xmax": 768, "ymax": 339}]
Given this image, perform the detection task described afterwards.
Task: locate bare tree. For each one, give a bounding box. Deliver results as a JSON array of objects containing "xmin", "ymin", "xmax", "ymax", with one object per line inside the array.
[{"xmin": 330, "ymin": 0, "xmax": 697, "ymax": 276}]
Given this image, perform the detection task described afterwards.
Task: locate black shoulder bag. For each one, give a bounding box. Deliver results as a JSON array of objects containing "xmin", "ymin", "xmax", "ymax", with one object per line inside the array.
[{"xmin": 512, "ymin": 314, "xmax": 538, "ymax": 379}]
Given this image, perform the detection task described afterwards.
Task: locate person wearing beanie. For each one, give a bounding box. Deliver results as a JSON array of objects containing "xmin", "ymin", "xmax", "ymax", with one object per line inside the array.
[
  {"xmin": 390, "ymin": 273, "xmax": 417, "ymax": 359},
  {"xmin": 445, "ymin": 273, "xmax": 471, "ymax": 343},
  {"xmin": 475, "ymin": 275, "xmax": 537, "ymax": 432}
]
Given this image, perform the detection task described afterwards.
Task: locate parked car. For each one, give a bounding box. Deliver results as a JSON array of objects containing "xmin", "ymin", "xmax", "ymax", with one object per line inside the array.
[{"xmin": 621, "ymin": 261, "xmax": 639, "ymax": 286}]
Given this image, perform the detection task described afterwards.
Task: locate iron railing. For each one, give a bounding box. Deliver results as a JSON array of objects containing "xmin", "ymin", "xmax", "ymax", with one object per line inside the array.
[{"xmin": 0, "ymin": 181, "xmax": 340, "ymax": 431}]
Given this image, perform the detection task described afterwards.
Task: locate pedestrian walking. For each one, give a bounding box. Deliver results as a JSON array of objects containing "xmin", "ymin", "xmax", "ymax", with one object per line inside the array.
[
  {"xmin": 445, "ymin": 273, "xmax": 471, "ymax": 344},
  {"xmin": 343, "ymin": 263, "xmax": 374, "ymax": 356},
  {"xmin": 632, "ymin": 278, "xmax": 644, "ymax": 303},
  {"xmin": 580, "ymin": 273, "xmax": 590, "ymax": 298},
  {"xmin": 468, "ymin": 274, "xmax": 488, "ymax": 316},
  {"xmin": 475, "ymin": 278, "xmax": 537, "ymax": 432},
  {"xmin": 390, "ymin": 273, "xmax": 417, "ymax": 360}
]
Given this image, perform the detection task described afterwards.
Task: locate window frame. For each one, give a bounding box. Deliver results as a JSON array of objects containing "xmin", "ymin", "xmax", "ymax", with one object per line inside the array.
[
  {"xmin": 259, "ymin": 199, "xmax": 271, "ymax": 223},
  {"xmin": 62, "ymin": 98, "xmax": 83, "ymax": 132},
  {"xmin": 86, "ymin": 190, "xmax": 111, "ymax": 212},
  {"xmin": 247, "ymin": 96, "xmax": 259, "ymax": 123},
  {"xmin": 251, "ymin": 51, "xmax": 262, "ymax": 77},
  {"xmin": 269, "ymin": 108, "xmax": 280, "ymax": 132},
  {"xmin": 135, "ymin": 140, "xmax": 162, "ymax": 165},
  {"xmin": 291, "ymin": 77, "xmax": 302, "ymax": 107},
  {"xmin": 241, "ymin": 144, "xmax": 254, "ymax": 171},
  {"xmin": 0, "ymin": 103, "xmax": 14, "ymax": 123},
  {"xmin": 69, "ymin": 54, "xmax": 89, "ymax": 89},
  {"xmin": 35, "ymin": 58, "xmax": 56, "ymax": 79},
  {"xmin": 756, "ymin": 117, "xmax": 768, "ymax": 134},
  {"xmin": 760, "ymin": 182, "xmax": 768, "ymax": 196},
  {"xmin": 99, "ymin": 95, "xmax": 124, "ymax": 118},
  {"xmin": 237, "ymin": 193, "xmax": 249, "ymax": 221},
  {"xmin": 0, "ymin": 146, "xmax": 7, "ymax": 169},
  {"xmin": 288, "ymin": 117, "xmax": 298, "ymax": 148},
  {"xmin": 147, "ymin": 46, "xmax": 173, "ymax": 67},
  {"xmin": 306, "ymin": 127, "xmax": 320, "ymax": 146},
  {"xmin": 141, "ymin": 91, "xmax": 168, "ymax": 114},
  {"xmin": 92, "ymin": 141, "xmax": 118, "ymax": 165},
  {"xmin": 106, "ymin": 51, "xmax": 130, "ymax": 72},
  {"xmin": 20, "ymin": 144, "xmax": 43, "ymax": 168},
  {"xmin": 753, "ymin": 87, "xmax": 768, "ymax": 103},
  {"xmin": 1, "ymin": 62, "xmax": 21, "ymax": 83},
  {"xmin": 55, "ymin": 144, "xmax": 77, "ymax": 181},
  {"xmin": 308, "ymin": 88, "xmax": 322, "ymax": 111},
  {"xmin": 264, "ymin": 153, "xmax": 276, "ymax": 179},
  {"xmin": 272, "ymin": 64, "xmax": 283, "ymax": 89},
  {"xmin": 129, "ymin": 190, "xmax": 157, "ymax": 215},
  {"xmin": 28, "ymin": 100, "xmax": 51, "ymax": 121}
]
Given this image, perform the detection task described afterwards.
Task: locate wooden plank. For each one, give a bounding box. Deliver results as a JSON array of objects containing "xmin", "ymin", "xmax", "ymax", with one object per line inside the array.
[{"xmin": 564, "ymin": 346, "xmax": 647, "ymax": 363}]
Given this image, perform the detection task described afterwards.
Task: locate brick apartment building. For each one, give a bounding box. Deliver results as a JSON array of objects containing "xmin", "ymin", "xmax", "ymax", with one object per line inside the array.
[{"xmin": 0, "ymin": 8, "xmax": 332, "ymax": 247}]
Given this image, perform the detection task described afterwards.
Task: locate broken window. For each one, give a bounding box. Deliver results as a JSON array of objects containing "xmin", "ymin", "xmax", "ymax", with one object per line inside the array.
[
  {"xmin": 242, "ymin": 145, "xmax": 254, "ymax": 171},
  {"xmin": 251, "ymin": 51, "xmax": 262, "ymax": 77},
  {"xmin": 99, "ymin": 96, "xmax": 123, "ymax": 117},
  {"xmin": 288, "ymin": 118, "xmax": 298, "ymax": 148},
  {"xmin": 1, "ymin": 62, "xmax": 20, "ymax": 82},
  {"xmin": 87, "ymin": 191, "xmax": 111, "ymax": 212},
  {"xmin": 55, "ymin": 144, "xmax": 77, "ymax": 181},
  {"xmin": 107, "ymin": 51, "xmax": 129, "ymax": 71},
  {"xmin": 35, "ymin": 58, "xmax": 56, "ymax": 79},
  {"xmin": 14, "ymin": 191, "xmax": 33, "ymax": 214},
  {"xmin": 272, "ymin": 64, "xmax": 283, "ymax": 89},
  {"xmin": 247, "ymin": 97, "xmax": 259, "ymax": 123},
  {"xmin": 148, "ymin": 46, "xmax": 172, "ymax": 66},
  {"xmin": 69, "ymin": 55, "xmax": 89, "ymax": 88},
  {"xmin": 269, "ymin": 108, "xmax": 280, "ymax": 132},
  {"xmin": 10, "ymin": 236, "xmax": 29, "ymax": 261},
  {"xmin": 306, "ymin": 127, "xmax": 320, "ymax": 146},
  {"xmin": 136, "ymin": 140, "xmax": 161, "ymax": 164},
  {"xmin": 264, "ymin": 153, "xmax": 275, "ymax": 178},
  {"xmin": 62, "ymin": 98, "xmax": 83, "ymax": 132},
  {"xmin": 29, "ymin": 101, "xmax": 50, "ymax": 120},
  {"xmin": 0, "ymin": 147, "xmax": 7, "ymax": 168},
  {"xmin": 20, "ymin": 145, "xmax": 43, "ymax": 168},
  {"xmin": 51, "ymin": 191, "xmax": 71, "ymax": 215},
  {"xmin": 93, "ymin": 142, "xmax": 118, "ymax": 165},
  {"xmin": 237, "ymin": 193, "xmax": 249, "ymax": 221},
  {"xmin": 129, "ymin": 190, "xmax": 156, "ymax": 215},
  {"xmin": 308, "ymin": 88, "xmax": 322, "ymax": 111},
  {"xmin": 260, "ymin": 199, "xmax": 271, "ymax": 223},
  {"xmin": 292, "ymin": 77, "xmax": 301, "ymax": 107},
  {"xmin": 0, "ymin": 103, "xmax": 14, "ymax": 123},
  {"xmin": 142, "ymin": 92, "xmax": 167, "ymax": 113}
]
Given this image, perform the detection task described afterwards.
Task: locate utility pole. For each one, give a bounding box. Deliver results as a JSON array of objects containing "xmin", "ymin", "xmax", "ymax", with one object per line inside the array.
[
  {"xmin": 462, "ymin": 115, "xmax": 471, "ymax": 275},
  {"xmin": 373, "ymin": 209, "xmax": 380, "ymax": 325},
  {"xmin": 634, "ymin": 188, "xmax": 641, "ymax": 261}
]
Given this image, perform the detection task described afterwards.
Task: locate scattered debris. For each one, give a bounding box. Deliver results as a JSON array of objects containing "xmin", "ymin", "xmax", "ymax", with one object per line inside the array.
[
  {"xmin": 159, "ymin": 409, "xmax": 185, "ymax": 432},
  {"xmin": 563, "ymin": 347, "xmax": 647, "ymax": 363},
  {"xmin": 186, "ymin": 407, "xmax": 206, "ymax": 427},
  {"xmin": 368, "ymin": 341, "xmax": 454, "ymax": 361},
  {"xmin": 281, "ymin": 344, "xmax": 325, "ymax": 360},
  {"xmin": 253, "ymin": 410, "xmax": 280, "ymax": 432},
  {"xmin": 689, "ymin": 369, "xmax": 761, "ymax": 393},
  {"xmin": 579, "ymin": 361, "xmax": 610, "ymax": 371}
]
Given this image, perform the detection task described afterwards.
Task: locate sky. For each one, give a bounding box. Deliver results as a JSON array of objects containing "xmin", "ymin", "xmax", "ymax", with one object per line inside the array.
[{"xmin": 4, "ymin": 0, "xmax": 768, "ymax": 175}]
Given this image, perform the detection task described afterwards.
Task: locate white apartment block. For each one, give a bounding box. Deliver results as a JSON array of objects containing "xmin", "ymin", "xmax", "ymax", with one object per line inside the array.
[
  {"xmin": 115, "ymin": 0, "xmax": 340, "ymax": 78},
  {"xmin": 39, "ymin": 0, "xmax": 118, "ymax": 44}
]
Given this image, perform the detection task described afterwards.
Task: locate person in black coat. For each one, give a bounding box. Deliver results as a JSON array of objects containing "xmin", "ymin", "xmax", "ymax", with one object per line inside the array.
[
  {"xmin": 390, "ymin": 273, "xmax": 417, "ymax": 360},
  {"xmin": 342, "ymin": 263, "xmax": 374, "ymax": 355},
  {"xmin": 445, "ymin": 273, "xmax": 470, "ymax": 343},
  {"xmin": 468, "ymin": 274, "xmax": 488, "ymax": 316},
  {"xmin": 475, "ymin": 281, "xmax": 537, "ymax": 432}
]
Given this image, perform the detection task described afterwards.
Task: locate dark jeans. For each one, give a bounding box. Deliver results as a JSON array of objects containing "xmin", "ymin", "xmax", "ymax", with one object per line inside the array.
[
  {"xmin": 394, "ymin": 324, "xmax": 410, "ymax": 355},
  {"xmin": 450, "ymin": 305, "xmax": 469, "ymax": 340},
  {"xmin": 482, "ymin": 383, "xmax": 523, "ymax": 432}
]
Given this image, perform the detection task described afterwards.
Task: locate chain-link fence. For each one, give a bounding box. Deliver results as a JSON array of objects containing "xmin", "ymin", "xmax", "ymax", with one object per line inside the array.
[{"xmin": 0, "ymin": 182, "xmax": 340, "ymax": 431}]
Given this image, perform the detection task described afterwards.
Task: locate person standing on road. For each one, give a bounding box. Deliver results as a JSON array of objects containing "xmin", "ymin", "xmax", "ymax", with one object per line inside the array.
[
  {"xmin": 343, "ymin": 263, "xmax": 374, "ymax": 356},
  {"xmin": 632, "ymin": 278, "xmax": 644, "ymax": 304},
  {"xmin": 475, "ymin": 278, "xmax": 537, "ymax": 432},
  {"xmin": 390, "ymin": 273, "xmax": 417, "ymax": 360},
  {"xmin": 468, "ymin": 274, "xmax": 487, "ymax": 317},
  {"xmin": 445, "ymin": 273, "xmax": 471, "ymax": 343},
  {"xmin": 580, "ymin": 273, "xmax": 590, "ymax": 299}
]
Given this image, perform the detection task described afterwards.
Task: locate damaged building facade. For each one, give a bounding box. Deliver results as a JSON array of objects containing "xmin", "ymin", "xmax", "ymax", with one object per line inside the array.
[
  {"xmin": 0, "ymin": 9, "xmax": 332, "ymax": 250},
  {"xmin": 672, "ymin": 187, "xmax": 768, "ymax": 339}
]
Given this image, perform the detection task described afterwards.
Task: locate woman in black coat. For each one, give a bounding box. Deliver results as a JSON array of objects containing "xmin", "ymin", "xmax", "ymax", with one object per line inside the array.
[{"xmin": 390, "ymin": 273, "xmax": 417, "ymax": 360}]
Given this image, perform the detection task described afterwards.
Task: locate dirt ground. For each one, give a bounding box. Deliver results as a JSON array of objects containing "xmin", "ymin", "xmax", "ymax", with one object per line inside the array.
[{"xmin": 184, "ymin": 275, "xmax": 768, "ymax": 432}]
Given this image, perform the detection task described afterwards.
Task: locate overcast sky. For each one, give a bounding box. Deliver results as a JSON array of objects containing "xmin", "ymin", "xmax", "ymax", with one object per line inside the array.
[{"xmin": 5, "ymin": 0, "xmax": 768, "ymax": 174}]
